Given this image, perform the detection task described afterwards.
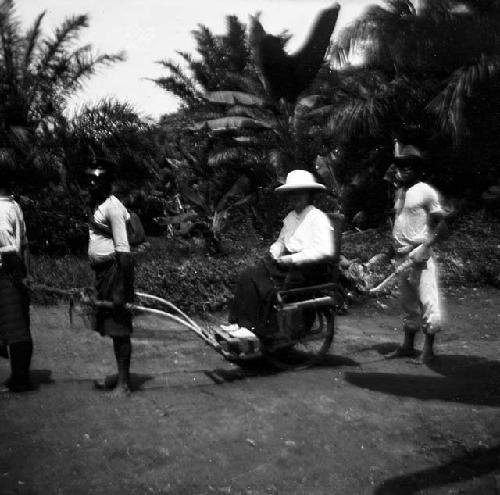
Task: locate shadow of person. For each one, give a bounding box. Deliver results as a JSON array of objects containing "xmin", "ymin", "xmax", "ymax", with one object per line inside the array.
[
  {"xmin": 369, "ymin": 342, "xmax": 407, "ymax": 356},
  {"xmin": 375, "ymin": 444, "xmax": 500, "ymax": 494},
  {"xmin": 316, "ymin": 354, "xmax": 359, "ymax": 368},
  {"xmin": 427, "ymin": 354, "xmax": 500, "ymax": 380},
  {"xmin": 344, "ymin": 354, "xmax": 500, "ymax": 406},
  {"xmin": 30, "ymin": 369, "xmax": 54, "ymax": 389},
  {"xmin": 130, "ymin": 373, "xmax": 154, "ymax": 390},
  {"xmin": 203, "ymin": 354, "xmax": 359, "ymax": 384},
  {"xmin": 204, "ymin": 358, "xmax": 278, "ymax": 384}
]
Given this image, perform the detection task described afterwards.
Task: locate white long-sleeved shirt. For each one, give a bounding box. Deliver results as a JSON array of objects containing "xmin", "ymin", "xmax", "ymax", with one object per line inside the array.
[
  {"xmin": 88, "ymin": 195, "xmax": 130, "ymax": 264},
  {"xmin": 269, "ymin": 205, "xmax": 334, "ymax": 264},
  {"xmin": 0, "ymin": 195, "xmax": 28, "ymax": 254}
]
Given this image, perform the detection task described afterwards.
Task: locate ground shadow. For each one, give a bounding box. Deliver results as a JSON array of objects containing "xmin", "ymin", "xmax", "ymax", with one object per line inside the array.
[
  {"xmin": 370, "ymin": 342, "xmax": 407, "ymax": 356},
  {"xmin": 203, "ymin": 354, "xmax": 358, "ymax": 384},
  {"xmin": 30, "ymin": 369, "xmax": 54, "ymax": 389},
  {"xmin": 345, "ymin": 354, "xmax": 500, "ymax": 406},
  {"xmin": 316, "ymin": 354, "xmax": 359, "ymax": 368},
  {"xmin": 204, "ymin": 358, "xmax": 277, "ymax": 384},
  {"xmin": 375, "ymin": 444, "xmax": 500, "ymax": 494}
]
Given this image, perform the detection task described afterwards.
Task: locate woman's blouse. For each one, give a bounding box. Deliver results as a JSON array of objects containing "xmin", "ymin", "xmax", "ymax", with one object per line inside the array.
[
  {"xmin": 269, "ymin": 205, "xmax": 334, "ymax": 264},
  {"xmin": 0, "ymin": 195, "xmax": 28, "ymax": 253},
  {"xmin": 88, "ymin": 195, "xmax": 130, "ymax": 264}
]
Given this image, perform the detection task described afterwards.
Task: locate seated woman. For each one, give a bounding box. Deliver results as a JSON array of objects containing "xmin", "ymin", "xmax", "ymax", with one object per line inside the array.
[{"xmin": 224, "ymin": 169, "xmax": 334, "ymax": 340}]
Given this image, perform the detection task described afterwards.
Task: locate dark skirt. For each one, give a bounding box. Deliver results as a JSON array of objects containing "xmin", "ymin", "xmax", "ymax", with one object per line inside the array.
[
  {"xmin": 92, "ymin": 258, "xmax": 134, "ymax": 337},
  {"xmin": 0, "ymin": 254, "xmax": 31, "ymax": 345},
  {"xmin": 228, "ymin": 257, "xmax": 330, "ymax": 337}
]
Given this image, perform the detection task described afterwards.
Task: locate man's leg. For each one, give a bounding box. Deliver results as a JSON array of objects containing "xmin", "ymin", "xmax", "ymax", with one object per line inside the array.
[
  {"xmin": 386, "ymin": 266, "xmax": 421, "ymax": 358},
  {"xmin": 113, "ymin": 336, "xmax": 132, "ymax": 394},
  {"xmin": 4, "ymin": 340, "xmax": 33, "ymax": 392},
  {"xmin": 419, "ymin": 257, "xmax": 442, "ymax": 363}
]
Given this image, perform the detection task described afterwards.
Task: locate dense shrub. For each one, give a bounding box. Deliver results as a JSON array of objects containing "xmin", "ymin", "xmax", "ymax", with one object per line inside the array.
[
  {"xmin": 30, "ymin": 209, "xmax": 500, "ymax": 313},
  {"xmin": 21, "ymin": 186, "xmax": 88, "ymax": 255}
]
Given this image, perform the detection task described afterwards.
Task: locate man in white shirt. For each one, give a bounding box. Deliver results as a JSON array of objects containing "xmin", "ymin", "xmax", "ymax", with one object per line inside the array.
[
  {"xmin": 0, "ymin": 176, "xmax": 33, "ymax": 393},
  {"xmin": 381, "ymin": 144, "xmax": 448, "ymax": 363}
]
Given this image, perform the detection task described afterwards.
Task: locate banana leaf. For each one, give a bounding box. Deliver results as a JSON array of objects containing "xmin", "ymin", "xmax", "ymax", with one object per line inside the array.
[{"xmin": 205, "ymin": 91, "xmax": 267, "ymax": 107}]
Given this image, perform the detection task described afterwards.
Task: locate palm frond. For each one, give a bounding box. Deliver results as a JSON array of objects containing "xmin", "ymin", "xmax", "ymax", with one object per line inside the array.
[
  {"xmin": 427, "ymin": 54, "xmax": 500, "ymax": 140},
  {"xmin": 326, "ymin": 97, "xmax": 389, "ymax": 140},
  {"xmin": 190, "ymin": 116, "xmax": 273, "ymax": 133},
  {"xmin": 23, "ymin": 11, "xmax": 45, "ymax": 74},
  {"xmin": 37, "ymin": 15, "xmax": 89, "ymax": 75},
  {"xmin": 205, "ymin": 90, "xmax": 266, "ymax": 107}
]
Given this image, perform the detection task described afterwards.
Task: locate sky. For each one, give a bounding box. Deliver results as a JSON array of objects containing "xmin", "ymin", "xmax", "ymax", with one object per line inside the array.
[{"xmin": 16, "ymin": 0, "xmax": 375, "ymax": 121}]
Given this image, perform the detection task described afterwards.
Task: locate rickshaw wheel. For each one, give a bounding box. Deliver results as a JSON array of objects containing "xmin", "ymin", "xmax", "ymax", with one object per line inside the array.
[{"xmin": 262, "ymin": 306, "xmax": 335, "ymax": 370}]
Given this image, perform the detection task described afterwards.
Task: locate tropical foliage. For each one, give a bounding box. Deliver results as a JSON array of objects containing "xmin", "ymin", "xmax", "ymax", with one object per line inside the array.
[
  {"xmin": 0, "ymin": 0, "xmax": 123, "ymax": 183},
  {"xmin": 326, "ymin": 0, "xmax": 500, "ymax": 198}
]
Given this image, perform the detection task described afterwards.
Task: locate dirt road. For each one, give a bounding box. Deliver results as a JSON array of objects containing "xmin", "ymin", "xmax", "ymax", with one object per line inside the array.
[{"xmin": 1, "ymin": 288, "xmax": 499, "ymax": 495}]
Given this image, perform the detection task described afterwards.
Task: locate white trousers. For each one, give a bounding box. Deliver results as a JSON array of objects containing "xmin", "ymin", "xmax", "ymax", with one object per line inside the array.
[{"xmin": 397, "ymin": 256, "xmax": 442, "ymax": 334}]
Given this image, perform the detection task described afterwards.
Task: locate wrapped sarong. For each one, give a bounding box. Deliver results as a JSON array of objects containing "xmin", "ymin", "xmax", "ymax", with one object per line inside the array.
[
  {"xmin": 0, "ymin": 253, "xmax": 31, "ymax": 345},
  {"xmin": 91, "ymin": 258, "xmax": 134, "ymax": 337}
]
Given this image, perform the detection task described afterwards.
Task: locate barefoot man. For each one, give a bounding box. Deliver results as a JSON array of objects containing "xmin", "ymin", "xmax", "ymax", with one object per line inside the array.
[
  {"xmin": 382, "ymin": 143, "xmax": 448, "ymax": 363},
  {"xmin": 85, "ymin": 160, "xmax": 135, "ymax": 395}
]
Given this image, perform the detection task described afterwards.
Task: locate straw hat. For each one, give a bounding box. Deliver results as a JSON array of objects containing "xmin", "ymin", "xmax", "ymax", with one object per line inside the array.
[{"xmin": 275, "ymin": 169, "xmax": 327, "ymax": 193}]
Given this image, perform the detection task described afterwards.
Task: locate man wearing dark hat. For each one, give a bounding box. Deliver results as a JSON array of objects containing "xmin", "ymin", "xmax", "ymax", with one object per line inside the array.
[
  {"xmin": 380, "ymin": 142, "xmax": 448, "ymax": 363},
  {"xmin": 85, "ymin": 160, "xmax": 135, "ymax": 395}
]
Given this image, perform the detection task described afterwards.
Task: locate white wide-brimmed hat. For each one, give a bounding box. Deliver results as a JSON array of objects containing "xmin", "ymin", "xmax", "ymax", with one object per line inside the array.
[{"xmin": 275, "ymin": 169, "xmax": 327, "ymax": 193}]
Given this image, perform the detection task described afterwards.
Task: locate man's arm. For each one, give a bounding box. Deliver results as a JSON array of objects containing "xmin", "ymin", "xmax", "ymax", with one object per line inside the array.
[
  {"xmin": 424, "ymin": 211, "xmax": 448, "ymax": 248},
  {"xmin": 409, "ymin": 211, "xmax": 448, "ymax": 264}
]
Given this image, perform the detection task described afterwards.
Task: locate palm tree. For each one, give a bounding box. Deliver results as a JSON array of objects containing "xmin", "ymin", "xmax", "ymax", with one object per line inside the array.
[
  {"xmin": 154, "ymin": 15, "xmax": 252, "ymax": 109},
  {"xmin": 0, "ymin": 0, "xmax": 124, "ymax": 182},
  {"xmin": 66, "ymin": 99, "xmax": 159, "ymax": 185},
  {"xmin": 331, "ymin": 0, "xmax": 500, "ymax": 142},
  {"xmin": 323, "ymin": 0, "xmax": 500, "ymax": 202}
]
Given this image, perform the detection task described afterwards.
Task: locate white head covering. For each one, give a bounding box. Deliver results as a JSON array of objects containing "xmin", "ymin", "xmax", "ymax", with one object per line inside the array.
[{"xmin": 275, "ymin": 169, "xmax": 327, "ymax": 193}]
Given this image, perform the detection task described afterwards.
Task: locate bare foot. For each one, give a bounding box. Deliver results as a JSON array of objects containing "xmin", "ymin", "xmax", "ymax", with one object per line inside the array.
[
  {"xmin": 385, "ymin": 346, "xmax": 418, "ymax": 360},
  {"xmin": 107, "ymin": 384, "xmax": 132, "ymax": 398}
]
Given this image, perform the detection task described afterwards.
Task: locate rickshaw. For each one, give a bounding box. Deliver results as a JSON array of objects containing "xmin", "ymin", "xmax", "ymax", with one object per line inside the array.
[
  {"xmin": 37, "ymin": 214, "xmax": 345, "ymax": 372},
  {"xmin": 136, "ymin": 213, "xmax": 344, "ymax": 371}
]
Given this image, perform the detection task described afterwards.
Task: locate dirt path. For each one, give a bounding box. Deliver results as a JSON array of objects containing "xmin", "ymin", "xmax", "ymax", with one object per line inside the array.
[{"xmin": 1, "ymin": 288, "xmax": 499, "ymax": 495}]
